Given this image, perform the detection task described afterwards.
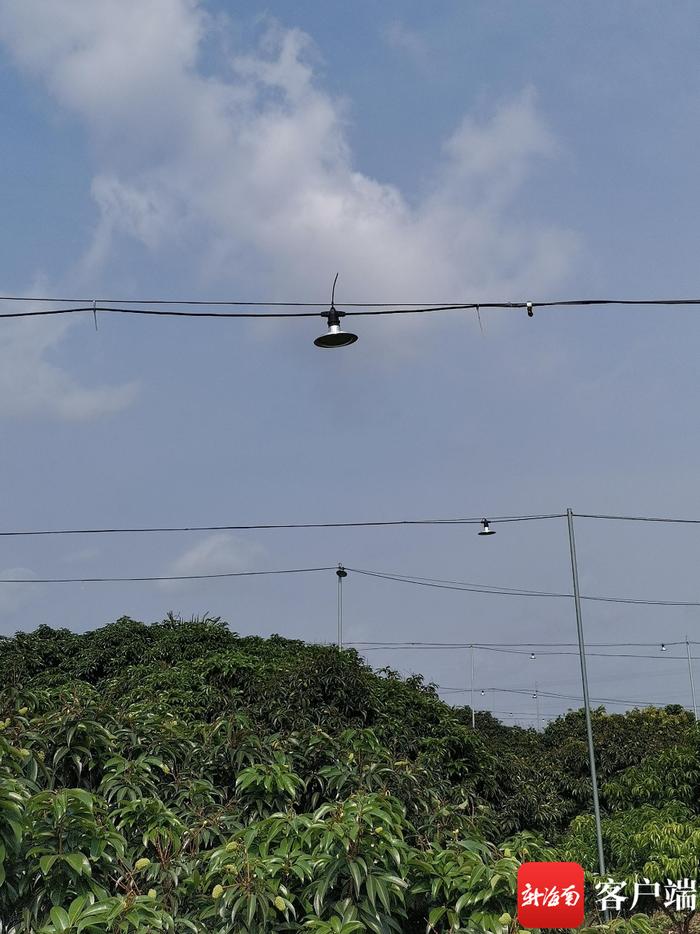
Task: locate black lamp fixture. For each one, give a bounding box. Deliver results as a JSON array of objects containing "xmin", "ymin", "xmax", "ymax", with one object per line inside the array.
[
  {"xmin": 314, "ymin": 274, "xmax": 358, "ymax": 348},
  {"xmin": 478, "ymin": 519, "xmax": 495, "ymax": 536}
]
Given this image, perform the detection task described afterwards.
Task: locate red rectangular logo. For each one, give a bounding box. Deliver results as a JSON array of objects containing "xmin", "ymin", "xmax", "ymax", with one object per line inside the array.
[{"xmin": 517, "ymin": 862, "xmax": 585, "ymax": 929}]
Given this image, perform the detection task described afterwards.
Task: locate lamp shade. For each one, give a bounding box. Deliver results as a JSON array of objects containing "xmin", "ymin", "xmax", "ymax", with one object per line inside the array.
[{"xmin": 314, "ymin": 307, "xmax": 358, "ymax": 348}]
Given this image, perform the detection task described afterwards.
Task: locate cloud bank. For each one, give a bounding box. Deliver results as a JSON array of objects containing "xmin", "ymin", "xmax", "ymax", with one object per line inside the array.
[
  {"xmin": 0, "ymin": 309, "xmax": 138, "ymax": 420},
  {"xmin": 0, "ymin": 0, "xmax": 577, "ymax": 306},
  {"xmin": 159, "ymin": 533, "xmax": 265, "ymax": 593}
]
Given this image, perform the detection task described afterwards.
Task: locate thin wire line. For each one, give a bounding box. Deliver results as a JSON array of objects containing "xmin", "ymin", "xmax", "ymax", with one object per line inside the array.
[
  {"xmin": 0, "ymin": 513, "xmax": 563, "ymax": 537},
  {"xmin": 0, "ymin": 306, "xmax": 96, "ymax": 318},
  {"xmin": 477, "ymin": 646, "xmax": 685, "ymax": 659},
  {"xmin": 576, "ymin": 512, "xmax": 700, "ymax": 525},
  {"xmin": 349, "ymin": 567, "xmax": 700, "ymax": 607},
  {"xmin": 7, "ymin": 509, "xmax": 700, "ymax": 538},
  {"xmin": 438, "ymin": 685, "xmax": 677, "ymax": 707},
  {"xmin": 440, "ymin": 691, "xmax": 653, "ymax": 708},
  {"xmin": 0, "ymin": 296, "xmax": 330, "ymax": 306},
  {"xmin": 0, "ymin": 296, "xmax": 479, "ymax": 307},
  {"xmin": 357, "ymin": 645, "xmax": 687, "ymax": 659},
  {"xmin": 0, "ymin": 305, "xmax": 320, "ymax": 320},
  {"xmin": 3, "ymin": 295, "xmax": 700, "ymax": 309},
  {"xmin": 351, "ymin": 567, "xmax": 567, "ymax": 597},
  {"xmin": 480, "ymin": 710, "xmax": 538, "ymax": 716},
  {"xmin": 2, "ymin": 297, "xmax": 700, "ymax": 319},
  {"xmin": 349, "ymin": 640, "xmax": 689, "ymax": 647},
  {"xmin": 0, "ymin": 566, "xmax": 333, "ymax": 584}
]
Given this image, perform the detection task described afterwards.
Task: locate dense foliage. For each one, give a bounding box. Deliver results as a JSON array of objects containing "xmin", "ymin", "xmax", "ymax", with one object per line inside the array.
[{"xmin": 0, "ymin": 616, "xmax": 695, "ymax": 932}]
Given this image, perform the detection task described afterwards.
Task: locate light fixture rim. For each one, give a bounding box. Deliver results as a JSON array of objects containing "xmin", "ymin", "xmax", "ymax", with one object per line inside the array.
[{"xmin": 314, "ymin": 329, "xmax": 359, "ymax": 348}]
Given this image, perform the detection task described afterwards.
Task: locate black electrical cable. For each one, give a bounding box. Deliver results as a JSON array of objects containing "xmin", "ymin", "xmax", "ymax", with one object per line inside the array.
[
  {"xmin": 0, "ymin": 296, "xmax": 497, "ymax": 308},
  {"xmin": 349, "ymin": 567, "xmax": 700, "ymax": 607},
  {"xmin": 0, "ymin": 512, "xmax": 563, "ymax": 538},
  {"xmin": 0, "ymin": 296, "xmax": 333, "ymax": 307},
  {"xmin": 3, "ymin": 296, "xmax": 700, "ymax": 319},
  {"xmin": 351, "ymin": 568, "xmax": 568, "ymax": 597},
  {"xmin": 358, "ymin": 645, "xmax": 688, "ymax": 659},
  {"xmin": 0, "ymin": 306, "xmax": 96, "ymax": 318},
  {"xmin": 0, "ymin": 566, "xmax": 333, "ymax": 584},
  {"xmin": 467, "ymin": 646, "xmax": 687, "ymax": 659},
  {"xmin": 4, "ymin": 509, "xmax": 700, "ymax": 538},
  {"xmin": 349, "ymin": 640, "xmax": 689, "ymax": 647},
  {"xmin": 576, "ymin": 512, "xmax": 700, "ymax": 525},
  {"xmin": 437, "ymin": 685, "xmax": 675, "ymax": 708},
  {"xmin": 0, "ymin": 305, "xmax": 321, "ymax": 320}
]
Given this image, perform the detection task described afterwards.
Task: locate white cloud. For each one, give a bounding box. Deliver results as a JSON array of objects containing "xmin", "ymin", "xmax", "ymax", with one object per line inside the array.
[
  {"xmin": 159, "ymin": 533, "xmax": 265, "ymax": 592},
  {"xmin": 0, "ymin": 1, "xmax": 577, "ymax": 321},
  {"xmin": 0, "ymin": 308, "xmax": 138, "ymax": 420}
]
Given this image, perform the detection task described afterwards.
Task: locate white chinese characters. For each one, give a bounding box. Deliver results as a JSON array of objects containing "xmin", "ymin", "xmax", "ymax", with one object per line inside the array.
[
  {"xmin": 595, "ymin": 878, "xmax": 698, "ymax": 913},
  {"xmin": 521, "ymin": 883, "xmax": 582, "ymax": 908}
]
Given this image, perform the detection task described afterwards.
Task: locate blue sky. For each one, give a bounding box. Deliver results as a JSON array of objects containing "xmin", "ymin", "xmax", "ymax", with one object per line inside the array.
[{"xmin": 1, "ymin": 0, "xmax": 700, "ymax": 725}]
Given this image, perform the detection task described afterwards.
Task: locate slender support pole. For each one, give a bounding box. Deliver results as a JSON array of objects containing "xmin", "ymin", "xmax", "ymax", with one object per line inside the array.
[
  {"xmin": 686, "ymin": 635, "xmax": 698, "ymax": 721},
  {"xmin": 470, "ymin": 644, "xmax": 475, "ymax": 729},
  {"xmin": 535, "ymin": 682, "xmax": 540, "ymax": 731},
  {"xmin": 336, "ymin": 565, "xmax": 347, "ymax": 648},
  {"xmin": 567, "ymin": 508, "xmax": 607, "ymax": 883}
]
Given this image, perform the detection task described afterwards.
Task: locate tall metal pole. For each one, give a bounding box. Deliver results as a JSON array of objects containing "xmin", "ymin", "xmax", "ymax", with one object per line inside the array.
[
  {"xmin": 336, "ymin": 565, "xmax": 347, "ymax": 648},
  {"xmin": 567, "ymin": 508, "xmax": 606, "ymax": 882},
  {"xmin": 470, "ymin": 644, "xmax": 475, "ymax": 729},
  {"xmin": 686, "ymin": 635, "xmax": 698, "ymax": 721},
  {"xmin": 535, "ymin": 682, "xmax": 540, "ymax": 731}
]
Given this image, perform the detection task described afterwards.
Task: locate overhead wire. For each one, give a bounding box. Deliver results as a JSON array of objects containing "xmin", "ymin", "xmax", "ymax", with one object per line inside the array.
[
  {"xmin": 0, "ymin": 566, "xmax": 333, "ymax": 584},
  {"xmin": 437, "ymin": 685, "xmax": 685, "ymax": 708},
  {"xmin": 349, "ymin": 566, "xmax": 700, "ymax": 607},
  {"xmin": 355, "ymin": 645, "xmax": 690, "ymax": 659},
  {"xmin": 1, "ymin": 555, "xmax": 699, "ymax": 612},
  {"xmin": 0, "ymin": 513, "xmax": 561, "ymax": 537},
  {"xmin": 350, "ymin": 640, "xmax": 690, "ymax": 647},
  {"xmin": 3, "ymin": 296, "xmax": 700, "ymax": 320},
  {"xmin": 5, "ymin": 509, "xmax": 700, "ymax": 539},
  {"xmin": 575, "ymin": 512, "xmax": 700, "ymax": 525}
]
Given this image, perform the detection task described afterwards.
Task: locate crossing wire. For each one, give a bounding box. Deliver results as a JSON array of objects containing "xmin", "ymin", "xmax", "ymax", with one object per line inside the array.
[{"xmin": 348, "ymin": 567, "xmax": 700, "ymax": 607}]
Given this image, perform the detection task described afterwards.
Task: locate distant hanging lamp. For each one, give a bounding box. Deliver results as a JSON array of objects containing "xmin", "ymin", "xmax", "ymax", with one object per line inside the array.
[
  {"xmin": 478, "ymin": 519, "xmax": 495, "ymax": 536},
  {"xmin": 336, "ymin": 564, "xmax": 347, "ymax": 649},
  {"xmin": 661, "ymin": 643, "xmax": 667, "ymax": 652},
  {"xmin": 314, "ymin": 273, "xmax": 358, "ymax": 348}
]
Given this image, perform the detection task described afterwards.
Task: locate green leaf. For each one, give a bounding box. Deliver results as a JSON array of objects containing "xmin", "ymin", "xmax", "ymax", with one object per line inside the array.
[
  {"xmin": 68, "ymin": 895, "xmax": 88, "ymax": 924},
  {"xmin": 349, "ymin": 860, "xmax": 362, "ymax": 896},
  {"xmin": 49, "ymin": 907, "xmax": 70, "ymax": 932},
  {"xmin": 39, "ymin": 854, "xmax": 59, "ymax": 874},
  {"xmin": 64, "ymin": 852, "xmax": 91, "ymax": 875},
  {"xmin": 246, "ymin": 893, "xmax": 257, "ymax": 926}
]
